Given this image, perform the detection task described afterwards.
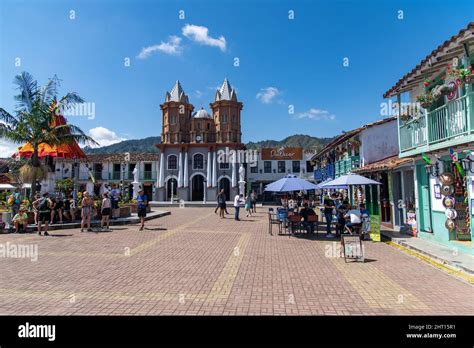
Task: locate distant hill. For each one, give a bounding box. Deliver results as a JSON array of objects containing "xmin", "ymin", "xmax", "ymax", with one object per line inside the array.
[
  {"xmin": 245, "ymin": 134, "xmax": 333, "ymax": 151},
  {"xmin": 84, "ymin": 134, "xmax": 333, "ymax": 154},
  {"xmin": 84, "ymin": 136, "xmax": 161, "ymax": 154}
]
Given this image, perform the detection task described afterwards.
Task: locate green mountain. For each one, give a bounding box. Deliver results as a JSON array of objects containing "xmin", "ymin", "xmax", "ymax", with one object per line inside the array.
[
  {"xmin": 245, "ymin": 134, "xmax": 333, "ymax": 151},
  {"xmin": 84, "ymin": 134, "xmax": 333, "ymax": 154},
  {"xmin": 84, "ymin": 136, "xmax": 161, "ymax": 154}
]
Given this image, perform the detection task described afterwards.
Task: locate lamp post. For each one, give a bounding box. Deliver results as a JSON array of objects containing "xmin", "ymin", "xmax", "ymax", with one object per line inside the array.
[
  {"xmin": 203, "ymin": 179, "xmax": 207, "ymax": 204},
  {"xmin": 170, "ymin": 180, "xmax": 174, "ymax": 203}
]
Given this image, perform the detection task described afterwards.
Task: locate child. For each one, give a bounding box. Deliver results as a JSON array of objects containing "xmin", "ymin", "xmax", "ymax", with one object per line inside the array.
[{"xmin": 12, "ymin": 208, "xmax": 29, "ymax": 233}]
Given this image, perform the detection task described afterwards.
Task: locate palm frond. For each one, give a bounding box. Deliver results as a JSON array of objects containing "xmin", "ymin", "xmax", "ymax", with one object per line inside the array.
[
  {"xmin": 40, "ymin": 79, "xmax": 58, "ymax": 106},
  {"xmin": 0, "ymin": 108, "xmax": 19, "ymax": 126},
  {"xmin": 57, "ymin": 92, "xmax": 85, "ymax": 112},
  {"xmin": 13, "ymin": 72, "xmax": 38, "ymax": 112}
]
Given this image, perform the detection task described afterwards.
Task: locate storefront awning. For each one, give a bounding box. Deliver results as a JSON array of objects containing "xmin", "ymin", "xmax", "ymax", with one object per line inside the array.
[{"xmin": 352, "ymin": 156, "xmax": 412, "ymax": 174}]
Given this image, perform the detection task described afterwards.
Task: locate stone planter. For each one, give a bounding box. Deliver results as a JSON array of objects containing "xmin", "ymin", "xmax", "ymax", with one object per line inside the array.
[{"xmin": 119, "ymin": 206, "xmax": 131, "ymax": 218}]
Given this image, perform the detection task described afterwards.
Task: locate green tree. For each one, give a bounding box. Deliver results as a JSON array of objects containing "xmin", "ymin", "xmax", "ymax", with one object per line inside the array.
[{"xmin": 0, "ymin": 72, "xmax": 97, "ymax": 199}]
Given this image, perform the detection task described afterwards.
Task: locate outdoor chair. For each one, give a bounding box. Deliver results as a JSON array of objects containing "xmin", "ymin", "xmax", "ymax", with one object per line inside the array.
[
  {"xmin": 344, "ymin": 223, "xmax": 362, "ymax": 235},
  {"xmin": 288, "ymin": 214, "xmax": 303, "ymax": 235},
  {"xmin": 268, "ymin": 208, "xmax": 282, "ymax": 235},
  {"xmin": 307, "ymin": 214, "xmax": 319, "ymax": 233}
]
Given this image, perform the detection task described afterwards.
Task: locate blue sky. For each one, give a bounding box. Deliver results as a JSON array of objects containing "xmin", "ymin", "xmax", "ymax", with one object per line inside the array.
[{"xmin": 1, "ymin": 0, "xmax": 473, "ymax": 154}]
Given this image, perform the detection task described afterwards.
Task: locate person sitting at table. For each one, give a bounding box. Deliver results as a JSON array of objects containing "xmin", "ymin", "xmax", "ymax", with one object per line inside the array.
[
  {"xmin": 300, "ymin": 203, "xmax": 316, "ymax": 234},
  {"xmin": 335, "ymin": 200, "xmax": 349, "ymax": 236},
  {"xmin": 12, "ymin": 207, "xmax": 29, "ymax": 233},
  {"xmin": 344, "ymin": 205, "xmax": 362, "ymax": 234}
]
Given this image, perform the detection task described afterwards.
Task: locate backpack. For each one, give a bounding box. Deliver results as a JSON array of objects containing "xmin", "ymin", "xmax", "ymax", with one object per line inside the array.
[{"xmin": 38, "ymin": 198, "xmax": 49, "ymax": 211}]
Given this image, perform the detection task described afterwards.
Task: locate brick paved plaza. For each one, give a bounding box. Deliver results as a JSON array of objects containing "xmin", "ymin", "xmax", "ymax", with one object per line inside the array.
[{"xmin": 0, "ymin": 207, "xmax": 472, "ymax": 316}]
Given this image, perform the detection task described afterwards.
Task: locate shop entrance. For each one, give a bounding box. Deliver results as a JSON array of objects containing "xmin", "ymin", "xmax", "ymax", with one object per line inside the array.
[{"xmin": 417, "ymin": 165, "xmax": 432, "ymax": 232}]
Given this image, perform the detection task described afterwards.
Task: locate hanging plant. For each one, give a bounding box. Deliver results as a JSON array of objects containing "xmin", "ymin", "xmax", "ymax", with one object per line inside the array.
[
  {"xmin": 348, "ymin": 138, "xmax": 360, "ymax": 148},
  {"xmin": 416, "ymin": 91, "xmax": 433, "ymax": 109},
  {"xmin": 448, "ymin": 65, "xmax": 474, "ymax": 85}
]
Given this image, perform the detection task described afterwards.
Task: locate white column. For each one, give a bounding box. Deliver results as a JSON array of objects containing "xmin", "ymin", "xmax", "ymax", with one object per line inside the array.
[
  {"xmin": 184, "ymin": 152, "xmax": 189, "ymax": 188},
  {"xmin": 158, "ymin": 153, "xmax": 164, "ymax": 187},
  {"xmin": 232, "ymin": 160, "xmax": 237, "ymax": 188},
  {"xmin": 207, "ymin": 152, "xmax": 212, "ymax": 187},
  {"xmin": 178, "ymin": 151, "xmax": 183, "ymax": 188},
  {"xmin": 212, "ymin": 151, "xmax": 217, "ymax": 187}
]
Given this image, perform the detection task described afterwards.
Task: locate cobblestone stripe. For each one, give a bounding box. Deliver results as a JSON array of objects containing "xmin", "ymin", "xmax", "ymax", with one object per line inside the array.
[
  {"xmin": 315, "ymin": 243, "xmax": 429, "ymax": 311},
  {"xmin": 207, "ymin": 232, "xmax": 251, "ymax": 300}
]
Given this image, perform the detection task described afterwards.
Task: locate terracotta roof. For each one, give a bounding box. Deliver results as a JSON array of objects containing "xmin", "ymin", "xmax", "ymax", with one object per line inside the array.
[
  {"xmin": 57, "ymin": 153, "xmax": 159, "ymax": 162},
  {"xmin": 383, "ymin": 22, "xmax": 474, "ymax": 98},
  {"xmin": 352, "ymin": 155, "xmax": 412, "ymax": 174},
  {"xmin": 312, "ymin": 116, "xmax": 397, "ymax": 160}
]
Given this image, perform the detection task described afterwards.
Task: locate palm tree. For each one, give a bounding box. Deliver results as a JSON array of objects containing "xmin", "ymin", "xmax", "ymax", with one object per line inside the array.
[{"xmin": 0, "ymin": 71, "xmax": 98, "ymax": 199}]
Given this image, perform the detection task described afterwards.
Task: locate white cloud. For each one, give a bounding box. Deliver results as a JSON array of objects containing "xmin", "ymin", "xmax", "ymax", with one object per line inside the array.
[
  {"xmin": 256, "ymin": 87, "xmax": 281, "ymax": 104},
  {"xmin": 195, "ymin": 90, "xmax": 203, "ymax": 98},
  {"xmin": 137, "ymin": 35, "xmax": 182, "ymax": 59},
  {"xmin": 294, "ymin": 108, "xmax": 336, "ymax": 121},
  {"xmin": 0, "ymin": 139, "xmax": 19, "ymax": 158},
  {"xmin": 88, "ymin": 127, "xmax": 126, "ymax": 148},
  {"xmin": 182, "ymin": 24, "xmax": 226, "ymax": 51}
]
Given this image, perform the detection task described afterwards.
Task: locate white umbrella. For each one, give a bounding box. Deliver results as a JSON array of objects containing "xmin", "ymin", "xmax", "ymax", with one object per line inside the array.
[
  {"xmin": 0, "ymin": 184, "xmax": 15, "ymax": 190},
  {"xmin": 321, "ymin": 173, "xmax": 381, "ymax": 188}
]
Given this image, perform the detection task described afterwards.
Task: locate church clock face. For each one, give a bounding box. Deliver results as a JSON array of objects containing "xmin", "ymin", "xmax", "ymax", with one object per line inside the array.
[{"xmin": 195, "ymin": 135, "xmax": 202, "ymax": 143}]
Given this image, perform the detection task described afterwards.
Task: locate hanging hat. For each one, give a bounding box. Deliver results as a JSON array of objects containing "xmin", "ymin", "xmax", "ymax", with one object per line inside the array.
[
  {"xmin": 445, "ymin": 219, "xmax": 456, "ymax": 231},
  {"xmin": 440, "ymin": 185, "xmax": 455, "ymax": 196},
  {"xmin": 445, "ymin": 208, "xmax": 457, "ymax": 220},
  {"xmin": 439, "ymin": 172, "xmax": 455, "ymax": 185},
  {"xmin": 442, "ymin": 196, "xmax": 456, "ymax": 209}
]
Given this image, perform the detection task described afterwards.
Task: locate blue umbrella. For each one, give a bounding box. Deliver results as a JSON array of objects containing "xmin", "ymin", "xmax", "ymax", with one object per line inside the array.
[
  {"xmin": 264, "ymin": 174, "xmax": 319, "ymax": 192},
  {"xmin": 321, "ymin": 173, "xmax": 381, "ymax": 188}
]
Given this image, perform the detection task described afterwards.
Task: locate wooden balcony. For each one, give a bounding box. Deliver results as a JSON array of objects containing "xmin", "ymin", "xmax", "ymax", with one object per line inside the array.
[{"xmin": 399, "ymin": 91, "xmax": 474, "ymax": 157}]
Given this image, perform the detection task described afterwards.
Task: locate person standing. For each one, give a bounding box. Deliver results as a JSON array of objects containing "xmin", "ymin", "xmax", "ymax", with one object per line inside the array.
[
  {"xmin": 216, "ymin": 189, "xmax": 226, "ymax": 218},
  {"xmin": 101, "ymin": 193, "xmax": 111, "ymax": 231},
  {"xmin": 80, "ymin": 191, "xmax": 94, "ymax": 232},
  {"xmin": 137, "ymin": 189, "xmax": 148, "ymax": 231},
  {"xmin": 11, "ymin": 188, "xmax": 21, "ymax": 216},
  {"xmin": 233, "ymin": 193, "xmax": 244, "ymax": 221},
  {"xmin": 245, "ymin": 194, "xmax": 253, "ymax": 217},
  {"xmin": 32, "ymin": 193, "xmax": 40, "ymax": 225},
  {"xmin": 53, "ymin": 196, "xmax": 64, "ymax": 224},
  {"xmin": 250, "ymin": 190, "xmax": 257, "ymax": 213},
  {"xmin": 323, "ymin": 194, "xmax": 335, "ymax": 238},
  {"xmin": 33, "ymin": 192, "xmax": 52, "ymax": 236},
  {"xmin": 110, "ymin": 184, "xmax": 121, "ymax": 219},
  {"xmin": 63, "ymin": 195, "xmax": 75, "ymax": 222}
]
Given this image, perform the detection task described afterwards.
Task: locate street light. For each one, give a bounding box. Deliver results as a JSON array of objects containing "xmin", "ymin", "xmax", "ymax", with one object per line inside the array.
[{"xmin": 203, "ymin": 179, "xmax": 207, "ymax": 204}]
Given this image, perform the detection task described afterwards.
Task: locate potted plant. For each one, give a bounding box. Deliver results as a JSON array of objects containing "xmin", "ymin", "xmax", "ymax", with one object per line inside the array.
[
  {"xmin": 416, "ymin": 92, "xmax": 433, "ymax": 109},
  {"xmin": 448, "ymin": 65, "xmax": 474, "ymax": 85}
]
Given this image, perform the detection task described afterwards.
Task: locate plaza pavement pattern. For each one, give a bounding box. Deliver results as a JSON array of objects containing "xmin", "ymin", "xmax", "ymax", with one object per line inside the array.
[{"xmin": 0, "ymin": 207, "xmax": 472, "ymax": 316}]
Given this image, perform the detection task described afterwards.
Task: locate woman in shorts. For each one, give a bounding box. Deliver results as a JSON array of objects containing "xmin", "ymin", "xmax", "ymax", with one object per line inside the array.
[
  {"xmin": 81, "ymin": 191, "xmax": 94, "ymax": 232},
  {"xmin": 101, "ymin": 192, "xmax": 111, "ymax": 231}
]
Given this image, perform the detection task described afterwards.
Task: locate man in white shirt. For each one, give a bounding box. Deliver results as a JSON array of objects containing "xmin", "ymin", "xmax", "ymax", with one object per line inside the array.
[
  {"xmin": 233, "ymin": 194, "xmax": 244, "ymax": 221},
  {"xmin": 344, "ymin": 206, "xmax": 362, "ymax": 233}
]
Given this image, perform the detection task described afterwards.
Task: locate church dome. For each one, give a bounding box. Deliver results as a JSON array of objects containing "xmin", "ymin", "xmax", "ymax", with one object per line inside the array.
[{"xmin": 193, "ymin": 107, "xmax": 211, "ymax": 118}]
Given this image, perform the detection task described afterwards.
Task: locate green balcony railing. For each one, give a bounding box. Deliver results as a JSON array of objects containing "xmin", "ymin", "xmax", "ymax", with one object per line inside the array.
[
  {"xmin": 400, "ymin": 92, "xmax": 474, "ymax": 154},
  {"xmin": 335, "ymin": 156, "xmax": 360, "ymax": 177}
]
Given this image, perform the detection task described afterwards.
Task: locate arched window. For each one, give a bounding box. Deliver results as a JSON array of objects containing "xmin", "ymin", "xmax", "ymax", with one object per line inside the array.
[
  {"xmin": 193, "ymin": 153, "xmax": 204, "ymax": 169},
  {"xmin": 168, "ymin": 155, "xmax": 178, "ymax": 170}
]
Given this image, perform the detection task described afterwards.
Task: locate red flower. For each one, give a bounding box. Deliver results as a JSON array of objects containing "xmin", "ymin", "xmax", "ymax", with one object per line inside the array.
[{"xmin": 424, "ymin": 82, "xmax": 429, "ymax": 87}]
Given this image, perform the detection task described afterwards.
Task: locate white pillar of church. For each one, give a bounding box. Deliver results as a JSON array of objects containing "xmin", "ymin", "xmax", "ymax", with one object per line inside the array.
[
  {"xmin": 212, "ymin": 151, "xmax": 217, "ymax": 187},
  {"xmin": 178, "ymin": 151, "xmax": 183, "ymax": 188},
  {"xmin": 207, "ymin": 151, "xmax": 212, "ymax": 187},
  {"xmin": 183, "ymin": 152, "xmax": 189, "ymax": 187},
  {"xmin": 231, "ymin": 159, "xmax": 237, "ymax": 188},
  {"xmin": 158, "ymin": 152, "xmax": 164, "ymax": 188}
]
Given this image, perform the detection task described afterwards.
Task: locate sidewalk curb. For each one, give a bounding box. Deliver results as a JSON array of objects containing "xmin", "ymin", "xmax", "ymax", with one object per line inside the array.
[{"xmin": 381, "ymin": 234, "xmax": 474, "ymax": 284}]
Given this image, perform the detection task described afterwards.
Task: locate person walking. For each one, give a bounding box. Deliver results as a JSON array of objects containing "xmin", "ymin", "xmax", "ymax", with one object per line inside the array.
[
  {"xmin": 137, "ymin": 189, "xmax": 148, "ymax": 231},
  {"xmin": 52, "ymin": 196, "xmax": 64, "ymax": 224},
  {"xmin": 250, "ymin": 190, "xmax": 257, "ymax": 213},
  {"xmin": 245, "ymin": 194, "xmax": 253, "ymax": 217},
  {"xmin": 216, "ymin": 189, "xmax": 226, "ymax": 218},
  {"xmin": 101, "ymin": 192, "xmax": 111, "ymax": 231},
  {"xmin": 233, "ymin": 193, "xmax": 244, "ymax": 221},
  {"xmin": 80, "ymin": 191, "xmax": 94, "ymax": 232},
  {"xmin": 32, "ymin": 192, "xmax": 52, "ymax": 236},
  {"xmin": 323, "ymin": 194, "xmax": 335, "ymax": 238}
]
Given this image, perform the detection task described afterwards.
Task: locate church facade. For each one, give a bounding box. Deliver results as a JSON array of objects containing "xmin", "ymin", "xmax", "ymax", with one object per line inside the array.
[{"xmin": 155, "ymin": 79, "xmax": 245, "ymax": 202}]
